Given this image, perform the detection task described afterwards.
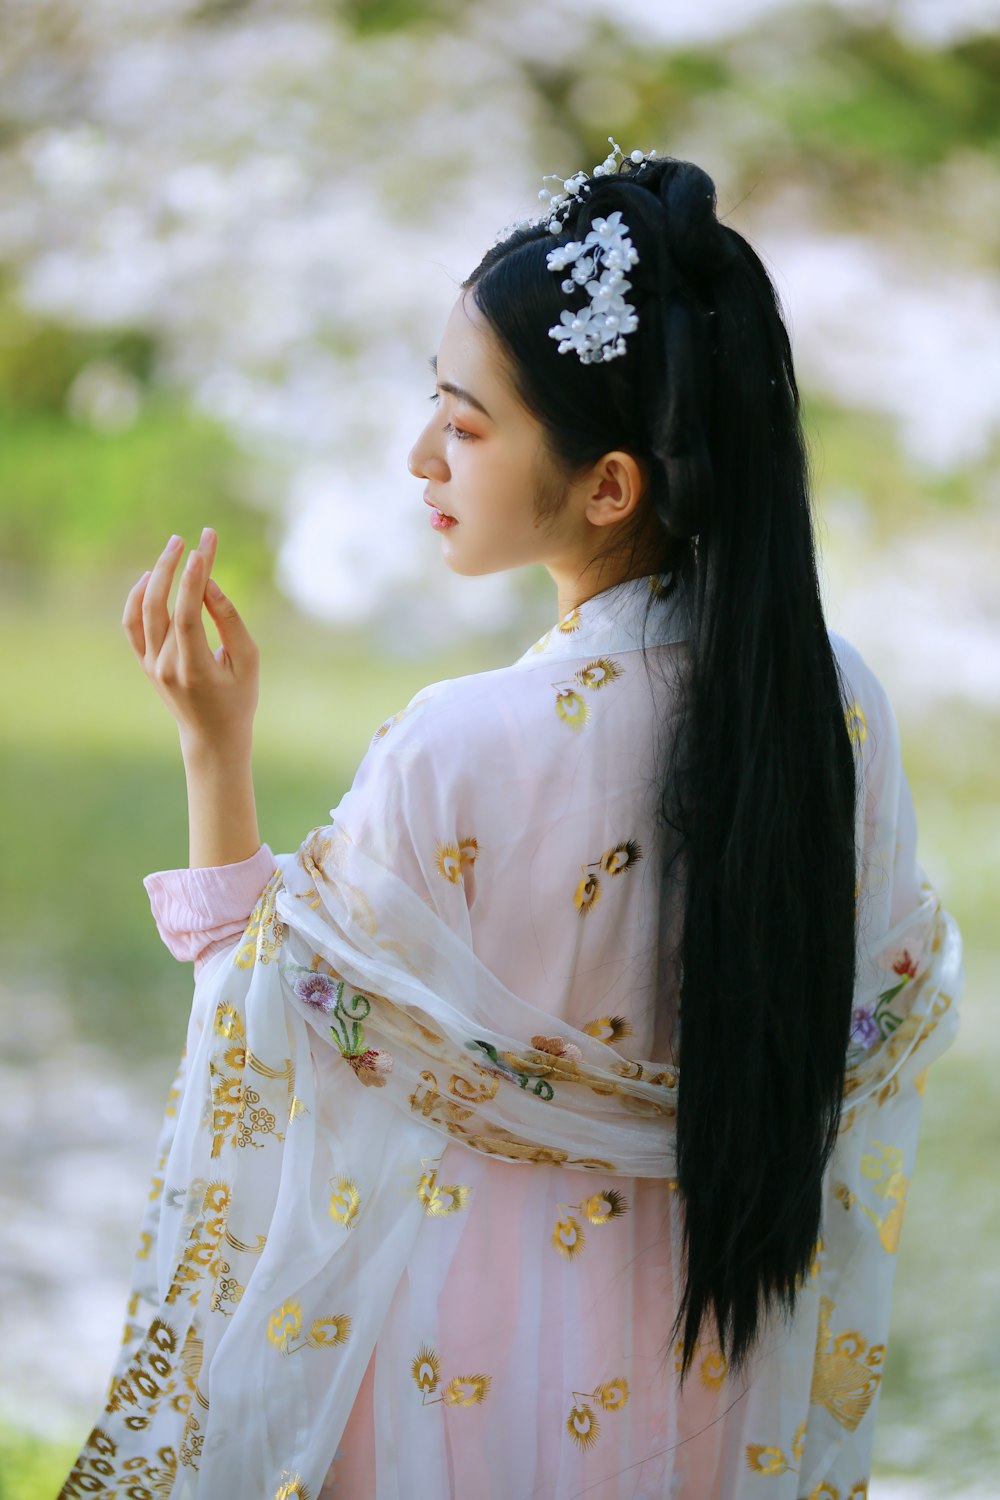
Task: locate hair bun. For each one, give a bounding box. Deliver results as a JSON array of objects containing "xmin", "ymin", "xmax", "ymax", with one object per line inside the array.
[{"xmin": 658, "ymin": 161, "xmax": 736, "ymax": 285}]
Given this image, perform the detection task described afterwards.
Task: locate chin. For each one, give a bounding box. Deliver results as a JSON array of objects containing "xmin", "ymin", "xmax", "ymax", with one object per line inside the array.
[{"xmin": 441, "ymin": 552, "xmax": 510, "ymax": 579}]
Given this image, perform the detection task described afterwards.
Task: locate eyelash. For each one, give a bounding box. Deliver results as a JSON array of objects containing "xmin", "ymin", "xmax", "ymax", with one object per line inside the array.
[{"xmin": 428, "ymin": 391, "xmax": 474, "ymax": 441}]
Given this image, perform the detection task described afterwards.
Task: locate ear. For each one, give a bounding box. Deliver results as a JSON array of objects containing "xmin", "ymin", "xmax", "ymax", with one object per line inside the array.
[{"xmin": 582, "ymin": 450, "xmax": 647, "ymax": 528}]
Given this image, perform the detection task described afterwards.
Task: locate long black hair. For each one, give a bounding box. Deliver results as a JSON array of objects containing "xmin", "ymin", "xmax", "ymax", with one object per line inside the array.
[{"xmin": 463, "ymin": 152, "xmax": 858, "ymax": 1378}]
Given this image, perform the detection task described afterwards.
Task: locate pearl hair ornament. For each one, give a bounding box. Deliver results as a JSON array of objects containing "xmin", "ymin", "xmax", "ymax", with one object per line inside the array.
[{"xmin": 538, "ymin": 137, "xmax": 656, "ymax": 366}]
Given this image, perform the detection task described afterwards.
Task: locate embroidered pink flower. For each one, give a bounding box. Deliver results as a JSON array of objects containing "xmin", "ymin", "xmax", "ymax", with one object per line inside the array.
[
  {"xmin": 345, "ymin": 1048, "xmax": 394, "ymax": 1087},
  {"xmin": 293, "ymin": 973, "xmax": 337, "ymax": 1012},
  {"xmin": 530, "ymin": 1034, "xmax": 583, "ymax": 1064},
  {"xmin": 879, "ymin": 935, "xmax": 924, "ymax": 977},
  {"xmin": 849, "ymin": 1006, "xmax": 880, "ymax": 1049}
]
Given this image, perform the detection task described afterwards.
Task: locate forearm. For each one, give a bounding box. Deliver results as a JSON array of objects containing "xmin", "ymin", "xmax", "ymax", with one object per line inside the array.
[{"xmin": 181, "ymin": 737, "xmax": 261, "ymax": 869}]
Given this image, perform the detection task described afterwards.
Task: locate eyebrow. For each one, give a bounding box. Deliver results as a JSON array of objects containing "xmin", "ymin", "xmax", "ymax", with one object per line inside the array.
[{"xmin": 428, "ymin": 355, "xmax": 493, "ymax": 420}]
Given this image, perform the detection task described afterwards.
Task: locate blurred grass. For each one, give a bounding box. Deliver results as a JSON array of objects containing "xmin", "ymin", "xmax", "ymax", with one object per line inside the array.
[{"xmin": 0, "ymin": 1424, "xmax": 78, "ymax": 1500}]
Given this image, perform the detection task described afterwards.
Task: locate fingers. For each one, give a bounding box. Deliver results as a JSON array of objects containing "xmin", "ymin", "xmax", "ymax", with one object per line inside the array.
[
  {"xmin": 141, "ymin": 534, "xmax": 185, "ymax": 660},
  {"xmin": 203, "ymin": 573, "xmax": 259, "ymax": 670},
  {"xmin": 121, "ymin": 569, "xmax": 152, "ymax": 658},
  {"xmin": 173, "ymin": 528, "xmax": 219, "ymax": 675}
]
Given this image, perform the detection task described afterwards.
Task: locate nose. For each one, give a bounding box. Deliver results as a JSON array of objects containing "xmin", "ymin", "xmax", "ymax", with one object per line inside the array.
[{"xmin": 407, "ymin": 414, "xmax": 449, "ymax": 482}]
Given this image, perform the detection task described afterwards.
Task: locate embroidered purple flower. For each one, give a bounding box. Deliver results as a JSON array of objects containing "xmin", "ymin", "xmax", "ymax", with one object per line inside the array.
[
  {"xmin": 849, "ymin": 1005, "xmax": 881, "ymax": 1049},
  {"xmin": 293, "ymin": 973, "xmax": 337, "ymax": 1012}
]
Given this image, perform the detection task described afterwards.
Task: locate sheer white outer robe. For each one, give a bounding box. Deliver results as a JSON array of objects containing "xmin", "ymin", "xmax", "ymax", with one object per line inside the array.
[{"xmin": 61, "ymin": 573, "xmax": 962, "ymax": 1500}]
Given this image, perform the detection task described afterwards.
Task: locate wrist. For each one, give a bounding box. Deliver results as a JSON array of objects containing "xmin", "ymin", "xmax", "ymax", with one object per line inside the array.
[{"xmin": 179, "ymin": 726, "xmax": 254, "ymax": 773}]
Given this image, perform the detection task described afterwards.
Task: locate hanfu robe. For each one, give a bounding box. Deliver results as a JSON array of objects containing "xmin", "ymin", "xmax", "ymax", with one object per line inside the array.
[{"xmin": 60, "ymin": 571, "xmax": 962, "ymax": 1500}]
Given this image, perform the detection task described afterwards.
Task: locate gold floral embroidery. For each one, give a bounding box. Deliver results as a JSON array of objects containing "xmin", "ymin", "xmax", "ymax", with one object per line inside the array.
[
  {"xmin": 566, "ymin": 1402, "xmax": 600, "ymax": 1450},
  {"xmin": 700, "ymin": 1348, "xmax": 729, "ymax": 1390},
  {"xmin": 266, "ymin": 1299, "xmax": 350, "ymax": 1356},
  {"xmin": 410, "ymin": 1344, "xmax": 490, "ymax": 1407},
  {"xmin": 844, "ymin": 700, "xmax": 867, "ymax": 746},
  {"xmin": 329, "ymin": 1175, "xmax": 361, "ymax": 1228},
  {"xmin": 65, "ymin": 1427, "xmax": 180, "ymax": 1495},
  {"xmin": 552, "ymin": 1215, "xmax": 586, "ymax": 1259},
  {"xmin": 746, "ymin": 1444, "xmax": 789, "ymax": 1474},
  {"xmin": 211, "ymin": 1226, "xmax": 265, "ymax": 1319},
  {"xmin": 371, "ymin": 693, "xmax": 429, "ymax": 741},
  {"xmin": 552, "ymin": 655, "xmax": 625, "ymax": 730},
  {"xmin": 557, "ymin": 607, "xmax": 582, "ymax": 632},
  {"xmin": 235, "ymin": 869, "xmax": 285, "ymax": 967},
  {"xmin": 449, "ymin": 1068, "xmax": 500, "ymax": 1103},
  {"xmin": 59, "ymin": 1320, "xmax": 185, "ymax": 1488},
  {"xmin": 417, "ymin": 1161, "xmax": 471, "ymax": 1216},
  {"xmin": 165, "ymin": 1180, "xmax": 231, "ymax": 1306},
  {"xmin": 574, "ymin": 839, "xmax": 643, "ymax": 915},
  {"xmin": 407, "ymin": 1071, "xmax": 616, "ymax": 1170},
  {"xmin": 810, "ymin": 1297, "xmax": 884, "ymax": 1431},
  {"xmin": 373, "ymin": 707, "xmax": 408, "ymax": 739},
  {"xmin": 565, "ymin": 1376, "xmax": 629, "ymax": 1451},
  {"xmin": 857, "ymin": 1139, "xmax": 907, "ymax": 1252},
  {"xmin": 674, "ymin": 1338, "xmax": 729, "ymax": 1390},
  {"xmin": 582, "ymin": 1014, "xmax": 634, "ymax": 1042},
  {"xmin": 274, "ymin": 1473, "xmax": 310, "ymax": 1500},
  {"xmin": 209, "ymin": 1002, "xmax": 291, "ymax": 1157},
  {"xmin": 434, "ymin": 836, "xmax": 479, "ymax": 883},
  {"xmin": 552, "ymin": 1188, "xmax": 627, "ymax": 1260},
  {"xmin": 224, "ymin": 1227, "xmax": 267, "ymax": 1255},
  {"xmin": 411, "ymin": 1344, "xmax": 440, "ymax": 1392},
  {"xmin": 580, "ymin": 1187, "xmax": 628, "ymax": 1224},
  {"xmin": 835, "ymin": 1181, "xmax": 856, "ymax": 1210},
  {"xmin": 745, "ymin": 1418, "xmax": 806, "ymax": 1477},
  {"xmin": 409, "ymin": 1071, "xmax": 475, "ymax": 1128},
  {"xmin": 443, "ymin": 1375, "xmax": 492, "ymax": 1406}
]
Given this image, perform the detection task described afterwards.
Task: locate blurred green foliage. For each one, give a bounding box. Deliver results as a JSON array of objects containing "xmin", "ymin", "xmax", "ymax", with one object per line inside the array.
[{"xmin": 0, "ymin": 294, "xmax": 275, "ymax": 596}]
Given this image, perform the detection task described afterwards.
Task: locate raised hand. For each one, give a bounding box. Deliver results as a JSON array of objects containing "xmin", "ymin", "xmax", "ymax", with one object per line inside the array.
[{"xmin": 121, "ymin": 527, "xmax": 260, "ymax": 767}]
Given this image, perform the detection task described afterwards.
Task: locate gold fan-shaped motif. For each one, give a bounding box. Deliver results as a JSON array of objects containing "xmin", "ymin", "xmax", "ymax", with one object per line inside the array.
[{"xmin": 810, "ymin": 1297, "xmax": 884, "ymax": 1431}]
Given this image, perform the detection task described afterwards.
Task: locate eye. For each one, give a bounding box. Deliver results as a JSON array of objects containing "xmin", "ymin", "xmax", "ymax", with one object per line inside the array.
[{"xmin": 428, "ymin": 392, "xmax": 474, "ymax": 441}]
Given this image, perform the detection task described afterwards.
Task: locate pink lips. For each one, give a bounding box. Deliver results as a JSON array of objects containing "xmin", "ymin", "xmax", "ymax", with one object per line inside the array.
[{"xmin": 424, "ymin": 495, "xmax": 458, "ymax": 529}]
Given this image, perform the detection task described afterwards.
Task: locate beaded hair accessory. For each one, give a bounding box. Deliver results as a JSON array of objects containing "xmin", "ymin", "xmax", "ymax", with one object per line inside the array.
[{"xmin": 539, "ymin": 137, "xmax": 657, "ymax": 366}]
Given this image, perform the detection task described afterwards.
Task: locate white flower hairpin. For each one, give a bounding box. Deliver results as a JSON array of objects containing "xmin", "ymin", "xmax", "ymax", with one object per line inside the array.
[
  {"xmin": 538, "ymin": 137, "xmax": 655, "ymax": 366},
  {"xmin": 545, "ymin": 212, "xmax": 639, "ymax": 365}
]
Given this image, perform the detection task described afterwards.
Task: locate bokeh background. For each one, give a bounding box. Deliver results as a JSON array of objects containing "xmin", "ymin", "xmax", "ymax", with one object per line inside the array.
[{"xmin": 1, "ymin": 0, "xmax": 998, "ymax": 1493}]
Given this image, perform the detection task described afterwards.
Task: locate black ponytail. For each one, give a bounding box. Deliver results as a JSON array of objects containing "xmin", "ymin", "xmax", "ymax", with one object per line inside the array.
[{"xmin": 464, "ymin": 153, "xmax": 858, "ymax": 1378}]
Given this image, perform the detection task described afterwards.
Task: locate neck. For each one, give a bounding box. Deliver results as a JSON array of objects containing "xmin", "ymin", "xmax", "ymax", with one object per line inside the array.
[{"xmin": 548, "ymin": 545, "xmax": 680, "ymax": 621}]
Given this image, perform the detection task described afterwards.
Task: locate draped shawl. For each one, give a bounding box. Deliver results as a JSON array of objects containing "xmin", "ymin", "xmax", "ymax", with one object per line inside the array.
[{"xmin": 62, "ymin": 573, "xmax": 962, "ymax": 1500}]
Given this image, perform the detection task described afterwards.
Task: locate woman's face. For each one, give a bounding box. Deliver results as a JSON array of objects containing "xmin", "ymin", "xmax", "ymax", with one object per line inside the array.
[{"xmin": 407, "ymin": 289, "xmax": 583, "ymax": 579}]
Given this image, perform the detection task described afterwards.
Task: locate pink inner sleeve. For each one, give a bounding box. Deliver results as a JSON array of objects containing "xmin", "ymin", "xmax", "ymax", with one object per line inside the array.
[{"xmin": 143, "ymin": 843, "xmax": 277, "ymax": 977}]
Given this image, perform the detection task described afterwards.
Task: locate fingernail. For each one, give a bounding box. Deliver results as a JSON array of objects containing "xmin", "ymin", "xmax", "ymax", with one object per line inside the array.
[
  {"xmin": 200, "ymin": 527, "xmax": 212, "ymax": 544},
  {"xmin": 166, "ymin": 534, "xmax": 182, "ymax": 551},
  {"xmin": 185, "ymin": 551, "xmax": 198, "ymax": 573}
]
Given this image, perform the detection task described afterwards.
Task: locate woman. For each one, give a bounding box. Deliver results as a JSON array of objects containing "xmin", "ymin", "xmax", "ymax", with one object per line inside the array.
[{"xmin": 62, "ymin": 145, "xmax": 962, "ymax": 1499}]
